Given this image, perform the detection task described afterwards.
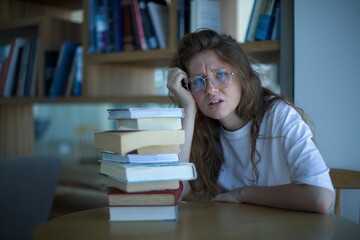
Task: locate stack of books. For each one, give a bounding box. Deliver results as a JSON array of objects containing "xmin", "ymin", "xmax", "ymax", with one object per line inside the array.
[{"xmin": 94, "ymin": 107, "xmax": 197, "ymax": 221}]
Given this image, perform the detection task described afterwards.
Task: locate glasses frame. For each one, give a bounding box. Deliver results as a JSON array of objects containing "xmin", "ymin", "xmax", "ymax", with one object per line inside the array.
[{"xmin": 186, "ymin": 71, "xmax": 234, "ymax": 94}]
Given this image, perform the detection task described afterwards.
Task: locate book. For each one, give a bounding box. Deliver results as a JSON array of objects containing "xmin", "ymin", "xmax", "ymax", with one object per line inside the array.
[
  {"xmin": 72, "ymin": 45, "xmax": 83, "ymax": 96},
  {"xmin": 26, "ymin": 37, "xmax": 39, "ymax": 97},
  {"xmin": 254, "ymin": 0, "xmax": 276, "ymax": 41},
  {"xmin": 49, "ymin": 40, "xmax": 79, "ymax": 97},
  {"xmin": 177, "ymin": 0, "xmax": 191, "ymax": 41},
  {"xmin": 44, "ymin": 51, "xmax": 59, "ymax": 96},
  {"xmin": 245, "ymin": 0, "xmax": 265, "ymax": 42},
  {"xmin": 114, "ymin": 117, "xmax": 182, "ymax": 130},
  {"xmin": 24, "ymin": 37, "xmax": 38, "ymax": 96},
  {"xmin": 2, "ymin": 38, "xmax": 27, "ymax": 97},
  {"xmin": 94, "ymin": 130, "xmax": 185, "ymax": 155},
  {"xmin": 190, "ymin": 0, "xmax": 221, "ymax": 33},
  {"xmin": 112, "ymin": 0, "xmax": 124, "ymax": 52},
  {"xmin": 109, "ymin": 205, "xmax": 178, "ymax": 221},
  {"xmin": 107, "ymin": 107, "xmax": 184, "ymax": 119},
  {"xmin": 15, "ymin": 40, "xmax": 31, "ymax": 96},
  {"xmin": 147, "ymin": 0, "xmax": 169, "ymax": 49},
  {"xmin": 270, "ymin": 0, "xmax": 280, "ymax": 40},
  {"xmin": 107, "ymin": 185, "xmax": 182, "ymax": 206},
  {"xmin": 136, "ymin": 144, "xmax": 181, "ymax": 154},
  {"xmin": 99, "ymin": 161, "xmax": 197, "ymax": 183},
  {"xmin": 101, "ymin": 151, "xmax": 180, "ymax": 164},
  {"xmin": 122, "ymin": 1, "xmax": 136, "ymax": 51},
  {"xmin": 138, "ymin": 0, "xmax": 159, "ymax": 49},
  {"xmin": 95, "ymin": 0, "xmax": 109, "ymax": 52},
  {"xmin": 132, "ymin": 0, "xmax": 148, "ymax": 50},
  {"xmin": 102, "ymin": 175, "xmax": 180, "ymax": 192}
]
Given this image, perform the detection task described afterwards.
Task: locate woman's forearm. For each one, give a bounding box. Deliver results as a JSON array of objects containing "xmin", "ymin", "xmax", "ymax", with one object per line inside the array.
[{"xmin": 213, "ymin": 183, "xmax": 334, "ymax": 213}]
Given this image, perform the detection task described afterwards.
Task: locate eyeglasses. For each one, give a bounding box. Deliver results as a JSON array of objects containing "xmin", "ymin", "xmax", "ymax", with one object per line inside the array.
[{"xmin": 186, "ymin": 70, "xmax": 234, "ymax": 93}]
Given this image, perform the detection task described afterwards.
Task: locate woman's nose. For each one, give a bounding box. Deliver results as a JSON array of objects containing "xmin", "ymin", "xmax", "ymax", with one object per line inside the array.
[{"xmin": 205, "ymin": 78, "xmax": 218, "ymax": 95}]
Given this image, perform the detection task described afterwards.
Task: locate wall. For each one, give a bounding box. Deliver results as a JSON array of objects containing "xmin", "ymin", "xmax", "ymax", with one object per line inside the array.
[{"xmin": 294, "ymin": 0, "xmax": 360, "ymax": 223}]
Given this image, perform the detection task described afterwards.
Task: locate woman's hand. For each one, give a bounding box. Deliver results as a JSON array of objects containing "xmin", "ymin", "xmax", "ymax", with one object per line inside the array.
[
  {"xmin": 212, "ymin": 189, "xmax": 244, "ymax": 203},
  {"xmin": 167, "ymin": 67, "xmax": 196, "ymax": 109}
]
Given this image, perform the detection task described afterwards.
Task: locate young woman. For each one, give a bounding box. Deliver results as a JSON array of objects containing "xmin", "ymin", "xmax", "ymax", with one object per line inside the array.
[{"xmin": 167, "ymin": 29, "xmax": 334, "ymax": 213}]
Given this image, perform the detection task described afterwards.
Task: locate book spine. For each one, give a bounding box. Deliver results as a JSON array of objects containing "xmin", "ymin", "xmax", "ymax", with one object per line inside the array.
[
  {"xmin": 138, "ymin": 0, "xmax": 159, "ymax": 49},
  {"xmin": 49, "ymin": 41, "xmax": 79, "ymax": 97},
  {"xmin": 72, "ymin": 46, "xmax": 83, "ymax": 96},
  {"xmin": 133, "ymin": 0, "xmax": 148, "ymax": 50},
  {"xmin": 245, "ymin": 0, "xmax": 265, "ymax": 42},
  {"xmin": 255, "ymin": 0, "xmax": 276, "ymax": 41},
  {"xmin": 95, "ymin": 0, "xmax": 109, "ymax": 52}
]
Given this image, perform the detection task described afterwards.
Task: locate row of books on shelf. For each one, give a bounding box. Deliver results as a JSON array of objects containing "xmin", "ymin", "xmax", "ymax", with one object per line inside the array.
[
  {"xmin": 0, "ymin": 38, "xmax": 82, "ymax": 98},
  {"xmin": 94, "ymin": 107, "xmax": 197, "ymax": 221},
  {"xmin": 245, "ymin": 0, "xmax": 281, "ymax": 42},
  {"xmin": 0, "ymin": 37, "xmax": 38, "ymax": 97},
  {"xmin": 88, "ymin": 0, "xmax": 223, "ymax": 54},
  {"xmin": 88, "ymin": 0, "xmax": 169, "ymax": 53}
]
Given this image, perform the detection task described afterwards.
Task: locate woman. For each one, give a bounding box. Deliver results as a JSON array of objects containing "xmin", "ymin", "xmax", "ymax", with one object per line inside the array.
[{"xmin": 167, "ymin": 29, "xmax": 334, "ymax": 213}]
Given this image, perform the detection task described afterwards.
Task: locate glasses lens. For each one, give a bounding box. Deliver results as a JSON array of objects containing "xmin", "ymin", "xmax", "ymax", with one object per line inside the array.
[
  {"xmin": 214, "ymin": 70, "xmax": 232, "ymax": 87},
  {"xmin": 188, "ymin": 77, "xmax": 205, "ymax": 93}
]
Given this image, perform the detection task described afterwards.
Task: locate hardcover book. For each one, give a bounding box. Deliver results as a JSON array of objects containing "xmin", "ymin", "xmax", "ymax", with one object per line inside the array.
[
  {"xmin": 102, "ymin": 175, "xmax": 180, "ymax": 193},
  {"xmin": 135, "ymin": 145, "xmax": 181, "ymax": 154},
  {"xmin": 109, "ymin": 205, "xmax": 178, "ymax": 221},
  {"xmin": 114, "ymin": 117, "xmax": 182, "ymax": 130},
  {"xmin": 101, "ymin": 151, "xmax": 180, "ymax": 164},
  {"xmin": 107, "ymin": 107, "xmax": 184, "ymax": 119},
  {"xmin": 107, "ymin": 185, "xmax": 182, "ymax": 206},
  {"xmin": 94, "ymin": 130, "xmax": 185, "ymax": 155},
  {"xmin": 99, "ymin": 161, "xmax": 197, "ymax": 183},
  {"xmin": 49, "ymin": 40, "xmax": 79, "ymax": 97}
]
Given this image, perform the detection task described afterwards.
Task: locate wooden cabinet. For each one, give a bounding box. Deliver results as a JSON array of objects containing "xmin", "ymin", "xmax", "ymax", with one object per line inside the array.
[{"xmin": 0, "ymin": 0, "xmax": 288, "ymax": 158}]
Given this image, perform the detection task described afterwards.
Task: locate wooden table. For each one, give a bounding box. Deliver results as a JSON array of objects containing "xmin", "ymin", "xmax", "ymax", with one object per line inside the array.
[{"xmin": 33, "ymin": 202, "xmax": 360, "ymax": 240}]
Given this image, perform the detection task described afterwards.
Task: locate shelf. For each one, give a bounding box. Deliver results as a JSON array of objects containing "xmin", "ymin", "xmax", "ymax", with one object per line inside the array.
[{"xmin": 0, "ymin": 95, "xmax": 173, "ymax": 105}]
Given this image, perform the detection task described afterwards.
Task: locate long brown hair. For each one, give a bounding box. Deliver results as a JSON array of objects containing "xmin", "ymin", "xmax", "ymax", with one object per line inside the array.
[{"xmin": 169, "ymin": 29, "xmax": 306, "ymax": 200}]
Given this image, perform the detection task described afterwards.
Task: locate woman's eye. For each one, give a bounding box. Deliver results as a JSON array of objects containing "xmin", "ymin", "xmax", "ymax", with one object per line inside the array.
[{"xmin": 216, "ymin": 71, "xmax": 227, "ymax": 78}]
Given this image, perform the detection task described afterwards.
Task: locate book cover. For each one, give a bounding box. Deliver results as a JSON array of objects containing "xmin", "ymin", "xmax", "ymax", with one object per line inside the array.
[
  {"xmin": 138, "ymin": 0, "xmax": 159, "ymax": 49},
  {"xmin": 24, "ymin": 37, "xmax": 38, "ymax": 96},
  {"xmin": 15, "ymin": 40, "xmax": 31, "ymax": 96},
  {"xmin": 147, "ymin": 0, "xmax": 169, "ymax": 49},
  {"xmin": 112, "ymin": 0, "xmax": 124, "ymax": 52},
  {"xmin": 114, "ymin": 117, "xmax": 182, "ymax": 130},
  {"xmin": 136, "ymin": 145, "xmax": 181, "ymax": 154},
  {"xmin": 27, "ymin": 37, "xmax": 39, "ymax": 97},
  {"xmin": 107, "ymin": 107, "xmax": 184, "ymax": 119},
  {"xmin": 95, "ymin": 0, "xmax": 109, "ymax": 52},
  {"xmin": 72, "ymin": 45, "xmax": 83, "ymax": 96},
  {"xmin": 107, "ymin": 184, "xmax": 182, "ymax": 206},
  {"xmin": 132, "ymin": 0, "xmax": 148, "ymax": 50},
  {"xmin": 190, "ymin": 0, "xmax": 221, "ymax": 33},
  {"xmin": 102, "ymin": 175, "xmax": 180, "ymax": 192},
  {"xmin": 2, "ymin": 38, "xmax": 27, "ymax": 97},
  {"xmin": 94, "ymin": 129, "xmax": 185, "ymax": 155},
  {"xmin": 254, "ymin": 0, "xmax": 276, "ymax": 41},
  {"xmin": 245, "ymin": 0, "xmax": 265, "ymax": 42},
  {"xmin": 101, "ymin": 151, "xmax": 180, "ymax": 164},
  {"xmin": 99, "ymin": 161, "xmax": 197, "ymax": 183},
  {"xmin": 109, "ymin": 205, "xmax": 178, "ymax": 221},
  {"xmin": 44, "ymin": 51, "xmax": 59, "ymax": 96},
  {"xmin": 49, "ymin": 40, "xmax": 79, "ymax": 97},
  {"xmin": 122, "ymin": 1, "xmax": 136, "ymax": 51}
]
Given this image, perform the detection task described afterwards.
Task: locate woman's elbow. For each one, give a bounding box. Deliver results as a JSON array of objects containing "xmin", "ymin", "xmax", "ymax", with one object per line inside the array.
[{"xmin": 311, "ymin": 188, "xmax": 334, "ymax": 213}]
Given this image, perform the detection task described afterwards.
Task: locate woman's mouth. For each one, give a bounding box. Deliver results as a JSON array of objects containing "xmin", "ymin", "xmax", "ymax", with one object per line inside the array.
[{"xmin": 208, "ymin": 99, "xmax": 224, "ymax": 106}]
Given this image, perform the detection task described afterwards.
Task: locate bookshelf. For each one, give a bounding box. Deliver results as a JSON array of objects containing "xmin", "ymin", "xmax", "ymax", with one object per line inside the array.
[{"xmin": 0, "ymin": 0, "xmax": 291, "ymax": 159}]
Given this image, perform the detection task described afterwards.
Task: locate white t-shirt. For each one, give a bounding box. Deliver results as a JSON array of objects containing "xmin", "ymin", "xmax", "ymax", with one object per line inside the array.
[{"xmin": 217, "ymin": 101, "xmax": 334, "ymax": 193}]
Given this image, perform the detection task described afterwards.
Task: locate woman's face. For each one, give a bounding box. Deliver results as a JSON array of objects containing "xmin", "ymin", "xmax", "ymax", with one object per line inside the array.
[{"xmin": 187, "ymin": 50, "xmax": 243, "ymax": 130}]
